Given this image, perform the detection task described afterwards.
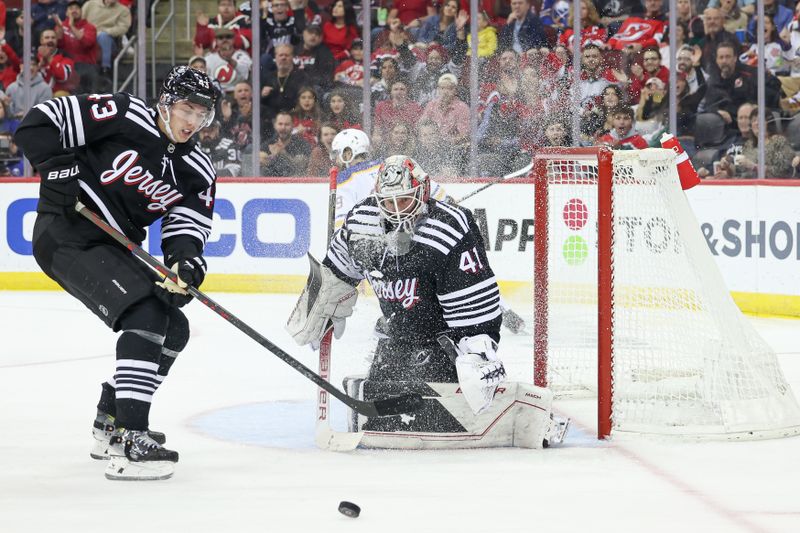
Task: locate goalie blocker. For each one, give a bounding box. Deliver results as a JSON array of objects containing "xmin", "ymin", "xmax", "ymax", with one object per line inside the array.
[{"xmin": 343, "ymin": 378, "xmax": 569, "ymax": 449}]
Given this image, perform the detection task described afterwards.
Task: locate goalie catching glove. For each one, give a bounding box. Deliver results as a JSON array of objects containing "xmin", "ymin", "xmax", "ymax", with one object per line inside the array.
[
  {"xmin": 154, "ymin": 256, "xmax": 207, "ymax": 307},
  {"xmin": 286, "ymin": 254, "xmax": 358, "ymax": 350},
  {"xmin": 453, "ymin": 334, "xmax": 507, "ymax": 415}
]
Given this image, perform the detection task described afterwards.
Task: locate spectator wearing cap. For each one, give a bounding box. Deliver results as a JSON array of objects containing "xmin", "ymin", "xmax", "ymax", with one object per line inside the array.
[
  {"xmin": 55, "ymin": 0, "xmax": 99, "ymax": 93},
  {"xmin": 594, "ymin": 0, "xmax": 643, "ymax": 33},
  {"xmin": 374, "ymin": 78, "xmax": 423, "ymax": 135},
  {"xmin": 6, "ymin": 54, "xmax": 52, "ymax": 119},
  {"xmin": 699, "ymin": 41, "xmax": 781, "ymax": 133},
  {"xmin": 293, "ymin": 23, "xmax": 335, "ymax": 94},
  {"xmin": 409, "ymin": 43, "xmax": 459, "ymax": 106},
  {"xmin": 82, "ymin": 0, "xmax": 131, "ymax": 77},
  {"xmin": 635, "ymin": 76, "xmax": 668, "ymax": 140},
  {"xmin": 194, "ymin": 0, "xmax": 252, "ymax": 55},
  {"xmin": 322, "ymin": 0, "xmax": 358, "ymax": 61},
  {"xmin": 498, "ymin": 0, "xmax": 548, "ymax": 54},
  {"xmin": 334, "ymin": 39, "xmax": 365, "ymax": 86},
  {"xmin": 205, "ymin": 26, "xmax": 252, "ymax": 94},
  {"xmin": 627, "ymin": 46, "xmax": 669, "ymax": 102},
  {"xmin": 419, "ymin": 73, "xmax": 470, "ymax": 145}
]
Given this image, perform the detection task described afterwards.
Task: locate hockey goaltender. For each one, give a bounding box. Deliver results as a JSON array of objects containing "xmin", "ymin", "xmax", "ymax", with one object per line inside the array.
[{"xmin": 287, "ymin": 155, "xmax": 569, "ymax": 450}]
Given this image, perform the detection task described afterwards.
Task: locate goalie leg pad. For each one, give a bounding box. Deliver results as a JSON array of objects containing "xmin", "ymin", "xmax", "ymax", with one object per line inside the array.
[
  {"xmin": 286, "ymin": 254, "xmax": 358, "ymax": 347},
  {"xmin": 342, "ymin": 379, "xmax": 559, "ymax": 449}
]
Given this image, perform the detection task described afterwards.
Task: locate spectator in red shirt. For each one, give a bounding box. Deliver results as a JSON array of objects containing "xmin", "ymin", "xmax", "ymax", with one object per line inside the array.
[
  {"xmin": 388, "ymin": 0, "xmax": 436, "ymax": 32},
  {"xmin": 334, "ymin": 38, "xmax": 365, "ymax": 87},
  {"xmin": 0, "ymin": 41, "xmax": 20, "ymax": 91},
  {"xmin": 322, "ymin": 0, "xmax": 358, "ymax": 61},
  {"xmin": 54, "ymin": 1, "xmax": 99, "ymax": 93},
  {"xmin": 194, "ymin": 0, "xmax": 252, "ymax": 54},
  {"xmin": 559, "ymin": 0, "xmax": 608, "ymax": 50},
  {"xmin": 37, "ymin": 28, "xmax": 77, "ymax": 95},
  {"xmin": 374, "ymin": 78, "xmax": 423, "ymax": 135},
  {"xmin": 597, "ymin": 105, "xmax": 648, "ymax": 149},
  {"xmin": 291, "ymin": 86, "xmax": 321, "ymax": 147},
  {"xmin": 607, "ymin": 0, "xmax": 667, "ymax": 54}
]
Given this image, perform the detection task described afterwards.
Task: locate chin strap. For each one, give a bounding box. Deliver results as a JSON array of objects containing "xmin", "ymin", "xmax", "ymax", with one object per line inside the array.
[{"xmin": 156, "ymin": 103, "xmax": 178, "ymax": 143}]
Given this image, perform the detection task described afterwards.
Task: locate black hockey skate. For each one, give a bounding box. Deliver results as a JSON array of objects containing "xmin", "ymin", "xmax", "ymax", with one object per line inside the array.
[
  {"xmin": 105, "ymin": 428, "xmax": 179, "ymax": 481},
  {"xmin": 91, "ymin": 410, "xmax": 166, "ymax": 460}
]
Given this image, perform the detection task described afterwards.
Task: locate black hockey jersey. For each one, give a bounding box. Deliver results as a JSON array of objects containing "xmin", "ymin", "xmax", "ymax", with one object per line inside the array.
[
  {"xmin": 15, "ymin": 92, "xmax": 217, "ymax": 263},
  {"xmin": 324, "ymin": 198, "xmax": 502, "ymax": 344}
]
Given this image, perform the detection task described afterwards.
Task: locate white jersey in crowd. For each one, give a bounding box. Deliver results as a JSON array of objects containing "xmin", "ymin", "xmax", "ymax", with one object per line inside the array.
[{"xmin": 334, "ymin": 159, "xmax": 447, "ymax": 228}]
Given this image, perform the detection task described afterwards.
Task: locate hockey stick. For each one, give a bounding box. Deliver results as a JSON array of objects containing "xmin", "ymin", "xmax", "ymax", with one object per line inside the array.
[
  {"xmin": 75, "ymin": 201, "xmax": 423, "ymax": 418},
  {"xmin": 314, "ymin": 168, "xmax": 365, "ymax": 451},
  {"xmin": 456, "ymin": 160, "xmax": 534, "ymax": 204}
]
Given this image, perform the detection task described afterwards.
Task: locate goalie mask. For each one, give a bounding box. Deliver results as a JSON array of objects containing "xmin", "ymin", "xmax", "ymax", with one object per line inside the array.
[
  {"xmin": 157, "ymin": 66, "xmax": 219, "ymax": 143},
  {"xmin": 374, "ymin": 156, "xmax": 430, "ymax": 256}
]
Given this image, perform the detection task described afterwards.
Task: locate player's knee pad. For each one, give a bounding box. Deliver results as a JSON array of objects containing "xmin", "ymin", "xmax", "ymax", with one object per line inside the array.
[
  {"xmin": 116, "ymin": 299, "xmax": 169, "ymax": 363},
  {"xmin": 163, "ymin": 308, "xmax": 190, "ymax": 355}
]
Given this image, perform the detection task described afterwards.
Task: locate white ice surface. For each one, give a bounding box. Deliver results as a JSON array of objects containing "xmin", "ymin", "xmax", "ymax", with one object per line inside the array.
[{"xmin": 1, "ymin": 290, "xmax": 799, "ymax": 533}]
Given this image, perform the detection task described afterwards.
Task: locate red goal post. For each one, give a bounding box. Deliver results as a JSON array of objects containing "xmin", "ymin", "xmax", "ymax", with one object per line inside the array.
[{"xmin": 531, "ymin": 147, "xmax": 800, "ymax": 441}]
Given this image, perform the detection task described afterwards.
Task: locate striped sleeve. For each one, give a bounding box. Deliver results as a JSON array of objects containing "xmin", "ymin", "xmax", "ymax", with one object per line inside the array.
[
  {"xmin": 437, "ymin": 276, "xmax": 502, "ymax": 328},
  {"xmin": 33, "ymin": 95, "xmax": 86, "ymax": 149}
]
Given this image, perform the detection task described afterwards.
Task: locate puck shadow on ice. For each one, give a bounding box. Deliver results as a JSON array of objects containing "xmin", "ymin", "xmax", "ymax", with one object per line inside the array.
[{"xmin": 186, "ymin": 399, "xmax": 351, "ymax": 449}]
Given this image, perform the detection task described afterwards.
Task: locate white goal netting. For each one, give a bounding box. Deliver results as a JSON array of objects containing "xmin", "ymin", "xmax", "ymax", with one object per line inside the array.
[{"xmin": 538, "ymin": 148, "xmax": 800, "ymax": 439}]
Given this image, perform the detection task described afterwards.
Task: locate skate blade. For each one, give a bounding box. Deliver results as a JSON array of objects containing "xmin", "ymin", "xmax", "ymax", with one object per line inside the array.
[{"xmin": 105, "ymin": 456, "xmax": 175, "ymax": 481}]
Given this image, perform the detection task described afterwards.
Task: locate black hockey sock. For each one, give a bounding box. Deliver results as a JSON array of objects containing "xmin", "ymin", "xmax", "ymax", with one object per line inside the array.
[
  {"xmin": 115, "ymin": 398, "xmax": 153, "ymax": 432},
  {"xmin": 113, "ymin": 330, "xmax": 163, "ymax": 430},
  {"xmin": 96, "ymin": 382, "xmax": 116, "ymax": 416},
  {"xmin": 157, "ymin": 308, "xmax": 189, "ymax": 379}
]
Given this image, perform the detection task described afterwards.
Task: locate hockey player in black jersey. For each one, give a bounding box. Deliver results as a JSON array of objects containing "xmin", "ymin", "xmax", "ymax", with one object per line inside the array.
[
  {"xmin": 14, "ymin": 66, "xmax": 220, "ymax": 480},
  {"xmin": 288, "ymin": 155, "xmax": 569, "ymax": 448}
]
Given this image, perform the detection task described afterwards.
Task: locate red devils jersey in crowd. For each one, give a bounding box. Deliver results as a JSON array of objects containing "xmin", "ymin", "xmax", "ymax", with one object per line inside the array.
[
  {"xmin": 324, "ymin": 197, "xmax": 502, "ymax": 344},
  {"xmin": 39, "ymin": 49, "xmax": 76, "ymax": 94},
  {"xmin": 597, "ymin": 130, "xmax": 649, "ymax": 150},
  {"xmin": 607, "ymin": 17, "xmax": 666, "ymax": 50},
  {"xmin": 559, "ymin": 25, "xmax": 608, "ymax": 49},
  {"xmin": 194, "ymin": 13, "xmax": 252, "ymax": 52},
  {"xmin": 16, "ymin": 92, "xmax": 216, "ymax": 260}
]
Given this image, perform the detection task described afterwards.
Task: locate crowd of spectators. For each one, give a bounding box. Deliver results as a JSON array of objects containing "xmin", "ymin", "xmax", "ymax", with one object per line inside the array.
[
  {"xmin": 186, "ymin": 0, "xmax": 800, "ymax": 178},
  {"xmin": 2, "ymin": 0, "xmax": 800, "ymax": 178}
]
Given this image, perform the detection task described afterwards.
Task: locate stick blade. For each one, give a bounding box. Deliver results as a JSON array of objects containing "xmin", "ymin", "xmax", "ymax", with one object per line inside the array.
[
  {"xmin": 315, "ymin": 426, "xmax": 364, "ymax": 452},
  {"xmin": 371, "ymin": 392, "xmax": 424, "ymax": 417}
]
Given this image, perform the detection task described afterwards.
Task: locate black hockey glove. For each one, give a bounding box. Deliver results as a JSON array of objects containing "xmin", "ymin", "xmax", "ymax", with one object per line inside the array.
[
  {"xmin": 36, "ymin": 153, "xmax": 84, "ymax": 217},
  {"xmin": 154, "ymin": 257, "xmax": 207, "ymax": 308}
]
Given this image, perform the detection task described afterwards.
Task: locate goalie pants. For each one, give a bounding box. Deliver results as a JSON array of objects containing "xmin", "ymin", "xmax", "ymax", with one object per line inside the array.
[
  {"xmin": 32, "ymin": 213, "xmax": 190, "ymax": 430},
  {"xmin": 367, "ymin": 337, "xmax": 458, "ymax": 383}
]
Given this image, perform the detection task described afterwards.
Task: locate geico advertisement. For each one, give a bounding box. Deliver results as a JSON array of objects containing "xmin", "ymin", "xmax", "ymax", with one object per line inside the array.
[
  {"xmin": 687, "ymin": 185, "xmax": 800, "ymax": 296},
  {"xmin": 0, "ymin": 181, "xmax": 536, "ymax": 282}
]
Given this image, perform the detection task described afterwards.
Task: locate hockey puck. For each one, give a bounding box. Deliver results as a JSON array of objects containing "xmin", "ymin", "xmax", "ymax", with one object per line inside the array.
[{"xmin": 338, "ymin": 501, "xmax": 361, "ymax": 518}]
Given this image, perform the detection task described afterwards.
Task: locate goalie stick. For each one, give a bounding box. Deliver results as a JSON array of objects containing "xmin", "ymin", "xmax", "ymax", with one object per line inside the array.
[
  {"xmin": 456, "ymin": 160, "xmax": 534, "ymax": 204},
  {"xmin": 314, "ymin": 168, "xmax": 365, "ymax": 451},
  {"xmin": 75, "ymin": 201, "xmax": 423, "ymax": 419}
]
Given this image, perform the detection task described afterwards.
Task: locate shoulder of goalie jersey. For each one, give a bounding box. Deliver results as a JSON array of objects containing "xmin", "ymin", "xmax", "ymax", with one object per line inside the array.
[
  {"xmin": 344, "ymin": 198, "xmax": 382, "ymax": 229},
  {"xmin": 411, "ymin": 201, "xmax": 472, "ymax": 255}
]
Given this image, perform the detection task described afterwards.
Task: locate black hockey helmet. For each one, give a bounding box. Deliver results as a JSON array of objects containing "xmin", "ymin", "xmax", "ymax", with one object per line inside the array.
[{"xmin": 159, "ymin": 66, "xmax": 219, "ymax": 123}]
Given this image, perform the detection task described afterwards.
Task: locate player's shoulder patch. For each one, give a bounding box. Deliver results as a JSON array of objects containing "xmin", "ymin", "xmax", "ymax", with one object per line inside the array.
[{"xmin": 122, "ymin": 93, "xmax": 161, "ymax": 138}]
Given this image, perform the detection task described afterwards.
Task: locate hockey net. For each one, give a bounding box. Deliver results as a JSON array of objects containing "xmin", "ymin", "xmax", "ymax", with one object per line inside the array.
[{"xmin": 533, "ymin": 147, "xmax": 800, "ymax": 440}]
